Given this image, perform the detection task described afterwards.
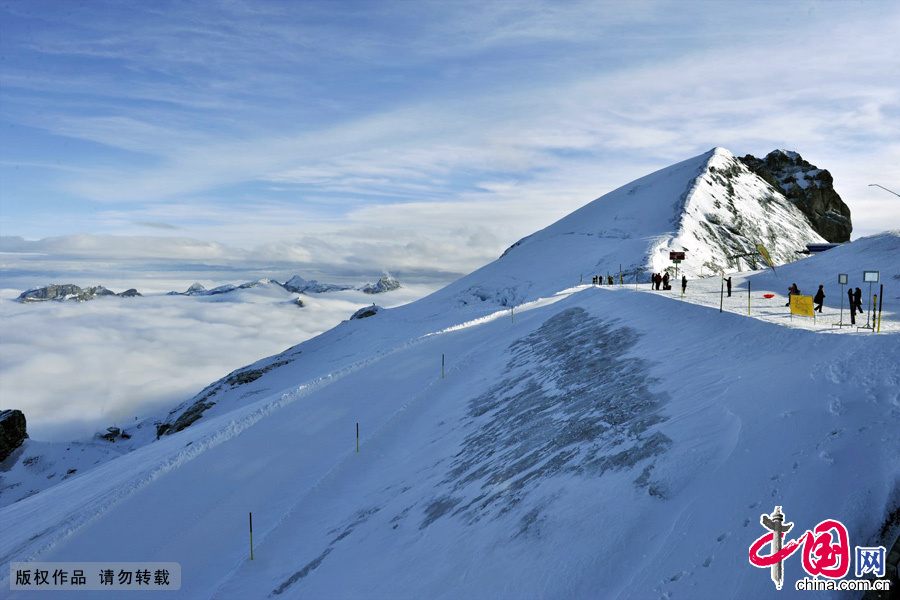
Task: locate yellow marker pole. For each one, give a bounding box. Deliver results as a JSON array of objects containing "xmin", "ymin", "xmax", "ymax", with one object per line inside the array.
[
  {"xmin": 873, "ymin": 295, "xmax": 877, "ymax": 334},
  {"xmin": 249, "ymin": 512, "xmax": 254, "ymax": 561}
]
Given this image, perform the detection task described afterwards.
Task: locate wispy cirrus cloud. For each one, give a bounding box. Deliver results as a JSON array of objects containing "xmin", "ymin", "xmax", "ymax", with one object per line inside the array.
[{"xmin": 2, "ymin": 1, "xmax": 898, "ymax": 251}]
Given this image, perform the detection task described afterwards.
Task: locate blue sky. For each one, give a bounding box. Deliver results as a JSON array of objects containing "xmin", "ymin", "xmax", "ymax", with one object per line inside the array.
[{"xmin": 1, "ymin": 0, "xmax": 899, "ymax": 281}]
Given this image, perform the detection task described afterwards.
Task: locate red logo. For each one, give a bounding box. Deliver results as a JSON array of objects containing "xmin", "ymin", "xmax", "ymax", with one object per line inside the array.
[{"xmin": 749, "ymin": 507, "xmax": 851, "ymax": 589}]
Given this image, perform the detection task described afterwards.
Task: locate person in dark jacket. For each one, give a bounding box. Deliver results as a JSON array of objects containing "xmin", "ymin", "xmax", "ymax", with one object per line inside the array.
[
  {"xmin": 786, "ymin": 283, "xmax": 800, "ymax": 306},
  {"xmin": 681, "ymin": 275, "xmax": 687, "ymax": 294},
  {"xmin": 725, "ymin": 276, "xmax": 732, "ymax": 297},
  {"xmin": 662, "ymin": 272, "xmax": 670, "ymax": 290},
  {"xmin": 853, "ymin": 287, "xmax": 863, "ymax": 315},
  {"xmin": 848, "ymin": 288, "xmax": 856, "ymax": 324},
  {"xmin": 813, "ymin": 285, "xmax": 825, "ymax": 313}
]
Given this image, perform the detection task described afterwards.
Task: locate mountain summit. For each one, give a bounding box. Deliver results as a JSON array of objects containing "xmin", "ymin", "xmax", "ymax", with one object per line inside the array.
[{"xmin": 435, "ymin": 147, "xmax": 828, "ymax": 308}]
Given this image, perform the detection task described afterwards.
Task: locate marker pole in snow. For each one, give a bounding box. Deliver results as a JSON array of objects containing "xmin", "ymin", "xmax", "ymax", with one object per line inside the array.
[
  {"xmin": 356, "ymin": 423, "xmax": 359, "ymax": 453},
  {"xmin": 877, "ymin": 284, "xmax": 884, "ymax": 333},
  {"xmin": 249, "ymin": 512, "xmax": 254, "ymax": 561},
  {"xmin": 511, "ymin": 307, "xmax": 514, "ymax": 324},
  {"xmin": 719, "ymin": 274, "xmax": 724, "ymax": 313},
  {"xmin": 748, "ymin": 280, "xmax": 751, "ymax": 316},
  {"xmin": 442, "ymin": 354, "xmax": 445, "ymax": 379},
  {"xmin": 872, "ymin": 295, "xmax": 877, "ymax": 333}
]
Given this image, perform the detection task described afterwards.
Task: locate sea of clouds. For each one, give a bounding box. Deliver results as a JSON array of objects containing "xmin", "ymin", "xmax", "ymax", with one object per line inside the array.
[{"xmin": 0, "ymin": 268, "xmax": 442, "ymax": 442}]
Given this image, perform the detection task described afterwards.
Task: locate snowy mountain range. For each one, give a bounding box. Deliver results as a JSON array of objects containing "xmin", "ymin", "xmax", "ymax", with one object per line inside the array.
[
  {"xmin": 15, "ymin": 275, "xmax": 402, "ymax": 303},
  {"xmin": 2, "ymin": 148, "xmax": 898, "ymax": 598},
  {"xmin": 15, "ymin": 284, "xmax": 142, "ymax": 302}
]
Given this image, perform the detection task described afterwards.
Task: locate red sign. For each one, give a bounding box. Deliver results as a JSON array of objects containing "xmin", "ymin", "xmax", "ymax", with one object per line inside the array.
[{"xmin": 669, "ymin": 252, "xmax": 685, "ymax": 261}]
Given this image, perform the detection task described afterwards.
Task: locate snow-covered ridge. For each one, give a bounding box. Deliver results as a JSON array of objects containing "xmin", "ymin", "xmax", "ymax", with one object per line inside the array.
[{"xmin": 426, "ymin": 147, "xmax": 826, "ymax": 311}]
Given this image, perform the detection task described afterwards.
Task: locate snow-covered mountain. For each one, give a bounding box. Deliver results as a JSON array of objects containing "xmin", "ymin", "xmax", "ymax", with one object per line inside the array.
[
  {"xmin": 2, "ymin": 148, "xmax": 898, "ymax": 599},
  {"xmin": 16, "ymin": 284, "xmax": 141, "ymax": 302},
  {"xmin": 429, "ymin": 147, "xmax": 826, "ymax": 309}
]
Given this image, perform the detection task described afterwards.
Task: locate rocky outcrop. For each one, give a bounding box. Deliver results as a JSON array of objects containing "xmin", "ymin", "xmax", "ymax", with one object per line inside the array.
[
  {"xmin": 16, "ymin": 284, "xmax": 142, "ymax": 302},
  {"xmin": 739, "ymin": 150, "xmax": 852, "ymax": 242},
  {"xmin": 351, "ymin": 305, "xmax": 381, "ymax": 320},
  {"xmin": 361, "ymin": 275, "xmax": 401, "ymax": 294},
  {"xmin": 0, "ymin": 409, "xmax": 28, "ymax": 462}
]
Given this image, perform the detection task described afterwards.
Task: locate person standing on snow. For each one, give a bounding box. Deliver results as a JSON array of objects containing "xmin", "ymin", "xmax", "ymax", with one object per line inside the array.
[
  {"xmin": 681, "ymin": 275, "xmax": 687, "ymax": 294},
  {"xmin": 848, "ymin": 287, "xmax": 856, "ymax": 324},
  {"xmin": 662, "ymin": 272, "xmax": 670, "ymax": 290},
  {"xmin": 725, "ymin": 277, "xmax": 732, "ymax": 297},
  {"xmin": 814, "ymin": 285, "xmax": 825, "ymax": 313},
  {"xmin": 853, "ymin": 287, "xmax": 863, "ymax": 315}
]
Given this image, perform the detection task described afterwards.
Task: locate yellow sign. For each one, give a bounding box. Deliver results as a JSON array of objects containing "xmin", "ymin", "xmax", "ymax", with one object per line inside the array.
[{"xmin": 790, "ymin": 294, "xmax": 815, "ymax": 317}]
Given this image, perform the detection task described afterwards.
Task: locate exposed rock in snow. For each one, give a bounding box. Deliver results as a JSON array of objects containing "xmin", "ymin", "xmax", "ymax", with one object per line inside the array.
[
  {"xmin": 739, "ymin": 149, "xmax": 852, "ymax": 242},
  {"xmin": 350, "ymin": 305, "xmax": 381, "ymax": 319},
  {"xmin": 0, "ymin": 410, "xmax": 28, "ymax": 462}
]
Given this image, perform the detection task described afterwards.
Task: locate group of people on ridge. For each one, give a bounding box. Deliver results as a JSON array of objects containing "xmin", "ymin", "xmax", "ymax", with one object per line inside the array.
[
  {"xmin": 592, "ymin": 275, "xmax": 615, "ymax": 285},
  {"xmin": 651, "ymin": 272, "xmax": 687, "ymax": 293}
]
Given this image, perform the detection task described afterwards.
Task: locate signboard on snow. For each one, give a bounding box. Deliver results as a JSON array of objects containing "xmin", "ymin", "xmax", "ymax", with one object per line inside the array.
[
  {"xmin": 838, "ymin": 274, "xmax": 848, "ymax": 285},
  {"xmin": 669, "ymin": 252, "xmax": 685, "ymax": 261},
  {"xmin": 863, "ymin": 271, "xmax": 880, "ymax": 283},
  {"xmin": 790, "ymin": 295, "xmax": 815, "ymax": 317}
]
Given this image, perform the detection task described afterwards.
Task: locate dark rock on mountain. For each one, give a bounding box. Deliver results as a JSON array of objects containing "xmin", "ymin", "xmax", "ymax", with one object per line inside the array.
[
  {"xmin": 156, "ymin": 358, "xmax": 294, "ymax": 437},
  {"xmin": 1, "ymin": 409, "xmax": 28, "ymax": 462},
  {"xmin": 739, "ymin": 150, "xmax": 852, "ymax": 242},
  {"xmin": 16, "ymin": 284, "xmax": 142, "ymax": 303},
  {"xmin": 351, "ymin": 305, "xmax": 381, "ymax": 319},
  {"xmin": 361, "ymin": 275, "xmax": 401, "ymax": 294}
]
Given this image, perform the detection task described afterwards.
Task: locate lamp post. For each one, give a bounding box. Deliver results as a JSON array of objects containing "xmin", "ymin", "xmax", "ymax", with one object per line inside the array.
[{"xmin": 868, "ymin": 184, "xmax": 900, "ymax": 198}]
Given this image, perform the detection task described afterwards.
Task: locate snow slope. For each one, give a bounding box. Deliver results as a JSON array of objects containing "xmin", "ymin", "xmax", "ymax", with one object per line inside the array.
[{"xmin": 1, "ymin": 151, "xmax": 898, "ymax": 599}]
